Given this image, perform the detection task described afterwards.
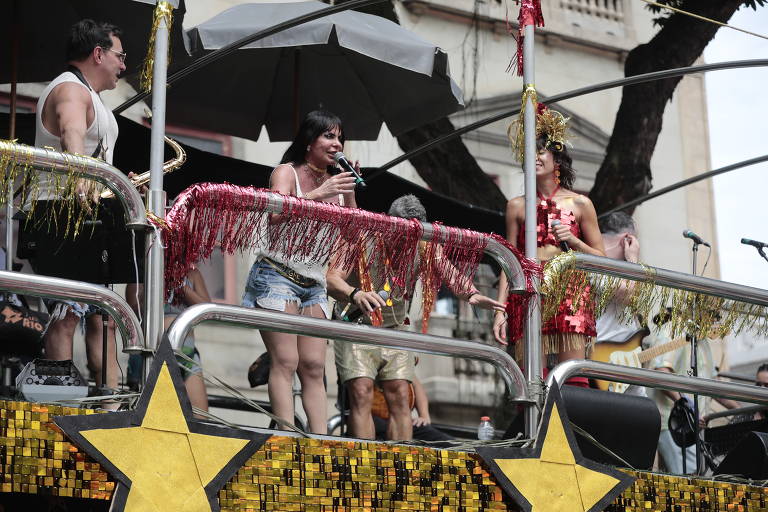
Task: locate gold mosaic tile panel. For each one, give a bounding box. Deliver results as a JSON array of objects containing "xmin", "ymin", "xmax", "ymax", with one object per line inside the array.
[
  {"xmin": 0, "ymin": 400, "xmax": 113, "ymax": 500},
  {"xmin": 0, "ymin": 400, "xmax": 767, "ymax": 511}
]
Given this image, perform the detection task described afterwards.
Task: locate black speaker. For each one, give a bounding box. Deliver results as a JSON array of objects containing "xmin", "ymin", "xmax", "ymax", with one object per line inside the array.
[
  {"xmin": 716, "ymin": 431, "xmax": 768, "ymax": 479},
  {"xmin": 505, "ymin": 386, "xmax": 661, "ymax": 470}
]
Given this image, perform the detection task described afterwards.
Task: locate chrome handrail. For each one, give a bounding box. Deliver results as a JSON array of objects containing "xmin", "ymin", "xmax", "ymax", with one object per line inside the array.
[
  {"xmin": 0, "ymin": 140, "xmax": 148, "ymax": 230},
  {"xmin": 0, "ymin": 271, "xmax": 144, "ymax": 353},
  {"xmin": 573, "ymin": 253, "xmax": 768, "ymax": 307},
  {"xmin": 163, "ymin": 303, "xmax": 530, "ymax": 402},
  {"xmin": 546, "ymin": 359, "xmax": 768, "ymax": 405}
]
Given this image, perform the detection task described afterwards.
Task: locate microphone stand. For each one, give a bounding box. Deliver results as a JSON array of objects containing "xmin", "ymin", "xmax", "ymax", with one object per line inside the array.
[
  {"xmin": 688, "ymin": 239, "xmax": 702, "ymax": 475},
  {"xmin": 757, "ymin": 246, "xmax": 768, "ymax": 264}
]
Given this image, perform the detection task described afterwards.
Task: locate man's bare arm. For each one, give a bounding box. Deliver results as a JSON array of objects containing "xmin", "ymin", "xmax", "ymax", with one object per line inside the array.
[{"xmin": 49, "ymin": 83, "xmax": 92, "ymax": 155}]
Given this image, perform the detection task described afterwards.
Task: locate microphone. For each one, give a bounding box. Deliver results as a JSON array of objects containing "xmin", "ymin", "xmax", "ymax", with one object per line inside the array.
[
  {"xmin": 682, "ymin": 229, "xmax": 710, "ymax": 247},
  {"xmin": 333, "ymin": 152, "xmax": 367, "ymax": 191},
  {"xmin": 344, "ymin": 290, "xmax": 390, "ymax": 322},
  {"xmin": 741, "ymin": 238, "xmax": 768, "ymax": 249},
  {"xmin": 550, "ymin": 220, "xmax": 570, "ymax": 252}
]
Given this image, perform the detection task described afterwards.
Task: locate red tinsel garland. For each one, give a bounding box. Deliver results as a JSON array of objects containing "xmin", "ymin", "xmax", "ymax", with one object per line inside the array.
[
  {"xmin": 156, "ymin": 184, "xmax": 540, "ymax": 321},
  {"xmin": 512, "ymin": 0, "xmax": 544, "ymax": 76}
]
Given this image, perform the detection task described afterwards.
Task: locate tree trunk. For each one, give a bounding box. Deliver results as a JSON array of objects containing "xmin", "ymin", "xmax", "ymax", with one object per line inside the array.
[
  {"xmin": 589, "ymin": 0, "xmax": 746, "ymax": 214},
  {"xmin": 339, "ymin": 0, "xmax": 508, "ymax": 211}
]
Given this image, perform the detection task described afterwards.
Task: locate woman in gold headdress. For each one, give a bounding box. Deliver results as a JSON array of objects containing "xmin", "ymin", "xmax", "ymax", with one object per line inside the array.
[{"xmin": 492, "ymin": 105, "xmax": 605, "ymax": 378}]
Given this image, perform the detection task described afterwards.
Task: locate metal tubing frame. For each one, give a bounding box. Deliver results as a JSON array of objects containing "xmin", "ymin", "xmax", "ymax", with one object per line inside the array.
[
  {"xmin": 546, "ymin": 359, "xmax": 768, "ymax": 406},
  {"xmin": 521, "ymin": 23, "xmax": 541, "ymax": 438},
  {"xmin": 0, "ymin": 140, "xmax": 148, "ymax": 229},
  {"xmin": 163, "ymin": 303, "xmax": 530, "ymax": 402},
  {"xmin": 0, "ymin": 270, "xmax": 144, "ymax": 353},
  {"xmin": 572, "ymin": 253, "xmax": 768, "ymax": 307},
  {"xmin": 143, "ymin": 11, "xmax": 171, "ymax": 381}
]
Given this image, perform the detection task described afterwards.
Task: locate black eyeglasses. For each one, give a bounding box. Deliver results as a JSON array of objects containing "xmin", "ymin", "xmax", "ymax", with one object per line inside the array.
[{"xmin": 99, "ymin": 46, "xmax": 127, "ymax": 63}]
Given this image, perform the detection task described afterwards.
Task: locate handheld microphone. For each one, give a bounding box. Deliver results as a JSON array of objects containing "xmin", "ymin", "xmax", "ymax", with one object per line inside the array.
[
  {"xmin": 682, "ymin": 229, "xmax": 710, "ymax": 247},
  {"xmin": 741, "ymin": 238, "xmax": 768, "ymax": 249},
  {"xmin": 344, "ymin": 290, "xmax": 390, "ymax": 322},
  {"xmin": 550, "ymin": 220, "xmax": 570, "ymax": 252},
  {"xmin": 333, "ymin": 152, "xmax": 367, "ymax": 191}
]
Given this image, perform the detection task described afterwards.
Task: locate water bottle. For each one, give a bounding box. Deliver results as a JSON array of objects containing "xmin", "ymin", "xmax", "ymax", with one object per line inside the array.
[{"xmin": 477, "ymin": 416, "xmax": 495, "ymax": 440}]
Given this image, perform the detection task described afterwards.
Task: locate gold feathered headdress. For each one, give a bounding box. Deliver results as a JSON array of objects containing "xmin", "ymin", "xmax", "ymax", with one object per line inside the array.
[{"xmin": 509, "ymin": 98, "xmax": 571, "ymax": 162}]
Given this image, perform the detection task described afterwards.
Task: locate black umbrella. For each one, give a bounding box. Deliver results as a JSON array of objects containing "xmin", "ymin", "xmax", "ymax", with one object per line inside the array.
[
  {"xmin": 0, "ymin": 0, "xmax": 189, "ymax": 85},
  {"xmin": 2, "ymin": 112, "xmax": 505, "ymax": 236},
  {"xmin": 164, "ymin": 1, "xmax": 464, "ymax": 141}
]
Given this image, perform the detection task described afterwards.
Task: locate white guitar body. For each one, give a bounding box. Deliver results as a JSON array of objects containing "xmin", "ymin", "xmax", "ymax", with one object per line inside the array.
[{"xmin": 606, "ymin": 348, "xmax": 642, "ymax": 393}]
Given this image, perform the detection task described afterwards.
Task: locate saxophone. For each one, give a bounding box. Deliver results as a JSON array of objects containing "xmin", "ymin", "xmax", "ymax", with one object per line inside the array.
[{"xmin": 100, "ymin": 136, "xmax": 186, "ymax": 199}]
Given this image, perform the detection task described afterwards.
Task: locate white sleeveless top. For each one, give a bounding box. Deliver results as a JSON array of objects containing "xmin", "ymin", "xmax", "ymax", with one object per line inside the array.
[
  {"xmin": 256, "ymin": 165, "xmax": 344, "ymax": 288},
  {"xmin": 33, "ymin": 71, "xmax": 119, "ymax": 201}
]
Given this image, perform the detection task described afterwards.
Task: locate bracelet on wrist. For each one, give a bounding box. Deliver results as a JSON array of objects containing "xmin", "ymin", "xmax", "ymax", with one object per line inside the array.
[{"xmin": 348, "ymin": 288, "xmax": 361, "ymax": 302}]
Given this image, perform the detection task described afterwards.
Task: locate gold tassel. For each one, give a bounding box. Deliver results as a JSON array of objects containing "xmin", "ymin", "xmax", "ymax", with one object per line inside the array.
[
  {"xmin": 542, "ymin": 251, "xmax": 768, "ymax": 341},
  {"xmin": 140, "ymin": 1, "xmax": 175, "ymax": 93},
  {"xmin": 0, "ymin": 140, "xmax": 101, "ymax": 239},
  {"xmin": 508, "ymin": 84, "xmax": 538, "ymax": 163}
]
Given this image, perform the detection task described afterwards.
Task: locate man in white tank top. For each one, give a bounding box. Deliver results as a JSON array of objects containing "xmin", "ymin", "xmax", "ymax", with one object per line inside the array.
[{"xmin": 33, "ymin": 20, "xmax": 125, "ymax": 391}]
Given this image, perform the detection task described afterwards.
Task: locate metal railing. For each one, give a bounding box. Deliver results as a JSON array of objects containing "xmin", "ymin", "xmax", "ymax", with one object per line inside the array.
[
  {"xmin": 546, "ymin": 359, "xmax": 768, "ymax": 406},
  {"xmin": 0, "ymin": 140, "xmax": 148, "ymax": 230},
  {"xmin": 163, "ymin": 303, "xmax": 530, "ymax": 402},
  {"xmin": 0, "ymin": 271, "xmax": 144, "ymax": 353},
  {"xmin": 572, "ymin": 253, "xmax": 768, "ymax": 306}
]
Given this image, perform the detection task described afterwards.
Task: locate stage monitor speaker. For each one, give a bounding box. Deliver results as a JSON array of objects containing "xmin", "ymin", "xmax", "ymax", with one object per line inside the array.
[
  {"xmin": 16, "ymin": 359, "xmax": 89, "ymax": 403},
  {"xmin": 504, "ymin": 386, "xmax": 661, "ymax": 470},
  {"xmin": 716, "ymin": 431, "xmax": 768, "ymax": 479}
]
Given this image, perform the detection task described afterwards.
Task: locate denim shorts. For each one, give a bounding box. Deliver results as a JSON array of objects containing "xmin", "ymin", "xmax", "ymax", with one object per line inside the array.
[{"xmin": 242, "ymin": 260, "xmax": 329, "ymax": 318}]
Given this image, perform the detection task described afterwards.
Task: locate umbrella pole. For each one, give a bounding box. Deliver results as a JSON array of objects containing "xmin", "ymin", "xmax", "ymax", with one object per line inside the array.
[
  {"xmin": 5, "ymin": 0, "xmax": 19, "ymax": 273},
  {"xmin": 142, "ymin": 9, "xmax": 170, "ymax": 385},
  {"xmin": 522, "ymin": 23, "xmax": 542, "ymax": 438}
]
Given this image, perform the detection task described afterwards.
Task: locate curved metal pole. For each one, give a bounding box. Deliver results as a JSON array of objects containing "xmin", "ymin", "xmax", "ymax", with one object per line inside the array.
[
  {"xmin": 572, "ymin": 253, "xmax": 768, "ymax": 306},
  {"xmin": 254, "ymin": 189, "xmax": 529, "ymax": 292},
  {"xmin": 0, "ymin": 270, "xmax": 144, "ymax": 353},
  {"xmin": 598, "ymin": 153, "xmax": 768, "ymax": 219},
  {"xmin": 366, "ymin": 59, "xmax": 768, "ymax": 180},
  {"xmin": 546, "ymin": 359, "xmax": 768, "ymax": 406},
  {"xmin": 0, "ymin": 141, "xmax": 148, "ymax": 229},
  {"xmin": 163, "ymin": 303, "xmax": 530, "ymax": 402},
  {"xmin": 113, "ymin": 0, "xmax": 388, "ymax": 115}
]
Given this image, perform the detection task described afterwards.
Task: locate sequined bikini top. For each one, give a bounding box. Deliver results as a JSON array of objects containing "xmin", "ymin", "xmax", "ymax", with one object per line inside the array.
[{"xmin": 516, "ymin": 187, "xmax": 582, "ymax": 256}]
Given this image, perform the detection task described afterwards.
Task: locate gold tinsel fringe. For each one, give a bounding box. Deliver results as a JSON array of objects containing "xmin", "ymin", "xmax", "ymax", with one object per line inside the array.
[
  {"xmin": 0, "ymin": 140, "xmax": 101, "ymax": 239},
  {"xmin": 542, "ymin": 252, "xmax": 768, "ymax": 341},
  {"xmin": 515, "ymin": 332, "xmax": 592, "ymax": 360},
  {"xmin": 140, "ymin": 1, "xmax": 175, "ymax": 93},
  {"xmin": 508, "ymin": 84, "xmax": 538, "ymax": 163}
]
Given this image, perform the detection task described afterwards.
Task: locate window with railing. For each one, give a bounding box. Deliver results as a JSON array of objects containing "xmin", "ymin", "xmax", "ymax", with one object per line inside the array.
[{"xmin": 560, "ymin": 0, "xmax": 625, "ymax": 22}]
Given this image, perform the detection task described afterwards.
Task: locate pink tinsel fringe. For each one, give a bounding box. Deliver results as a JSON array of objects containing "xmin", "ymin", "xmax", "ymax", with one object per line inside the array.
[{"xmin": 154, "ymin": 184, "xmax": 540, "ymax": 315}]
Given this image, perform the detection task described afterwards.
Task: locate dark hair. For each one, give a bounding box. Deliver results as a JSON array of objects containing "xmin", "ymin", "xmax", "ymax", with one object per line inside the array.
[
  {"xmin": 66, "ymin": 19, "xmax": 123, "ymax": 62},
  {"xmin": 599, "ymin": 211, "xmax": 637, "ymax": 235},
  {"xmin": 388, "ymin": 195, "xmax": 427, "ymax": 222},
  {"xmin": 757, "ymin": 363, "xmax": 768, "ymax": 375},
  {"xmin": 281, "ymin": 110, "xmax": 345, "ymax": 165},
  {"xmin": 537, "ymin": 135, "xmax": 574, "ymax": 190}
]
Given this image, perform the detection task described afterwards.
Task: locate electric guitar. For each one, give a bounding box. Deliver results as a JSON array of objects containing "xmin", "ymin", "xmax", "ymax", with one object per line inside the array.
[{"xmin": 590, "ymin": 329, "xmax": 689, "ymax": 393}]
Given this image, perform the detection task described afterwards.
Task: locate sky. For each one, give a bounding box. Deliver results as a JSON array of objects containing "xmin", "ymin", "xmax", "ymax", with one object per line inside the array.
[{"xmin": 704, "ymin": 6, "xmax": 768, "ymax": 290}]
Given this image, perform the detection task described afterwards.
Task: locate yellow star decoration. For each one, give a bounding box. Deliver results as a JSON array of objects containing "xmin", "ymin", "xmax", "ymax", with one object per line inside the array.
[
  {"xmin": 476, "ymin": 386, "xmax": 634, "ymax": 512},
  {"xmin": 55, "ymin": 340, "xmax": 269, "ymax": 512}
]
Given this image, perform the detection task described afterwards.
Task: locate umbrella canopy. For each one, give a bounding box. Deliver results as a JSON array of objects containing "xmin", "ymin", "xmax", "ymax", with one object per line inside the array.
[
  {"xmin": 0, "ymin": 0, "xmax": 189, "ymax": 84},
  {"xmin": 2, "ymin": 112, "xmax": 505, "ymax": 235},
  {"xmin": 164, "ymin": 1, "xmax": 464, "ymax": 141}
]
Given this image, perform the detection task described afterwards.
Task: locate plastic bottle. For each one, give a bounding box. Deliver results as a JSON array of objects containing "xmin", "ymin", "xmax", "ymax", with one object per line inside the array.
[{"xmin": 477, "ymin": 416, "xmax": 494, "ymax": 440}]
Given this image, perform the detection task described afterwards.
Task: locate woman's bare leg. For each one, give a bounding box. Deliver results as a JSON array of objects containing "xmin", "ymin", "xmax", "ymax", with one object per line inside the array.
[
  {"xmin": 262, "ymin": 303, "xmax": 300, "ymax": 429},
  {"xmin": 296, "ymin": 303, "xmax": 328, "ymax": 434},
  {"xmin": 185, "ymin": 373, "xmax": 209, "ymax": 419}
]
